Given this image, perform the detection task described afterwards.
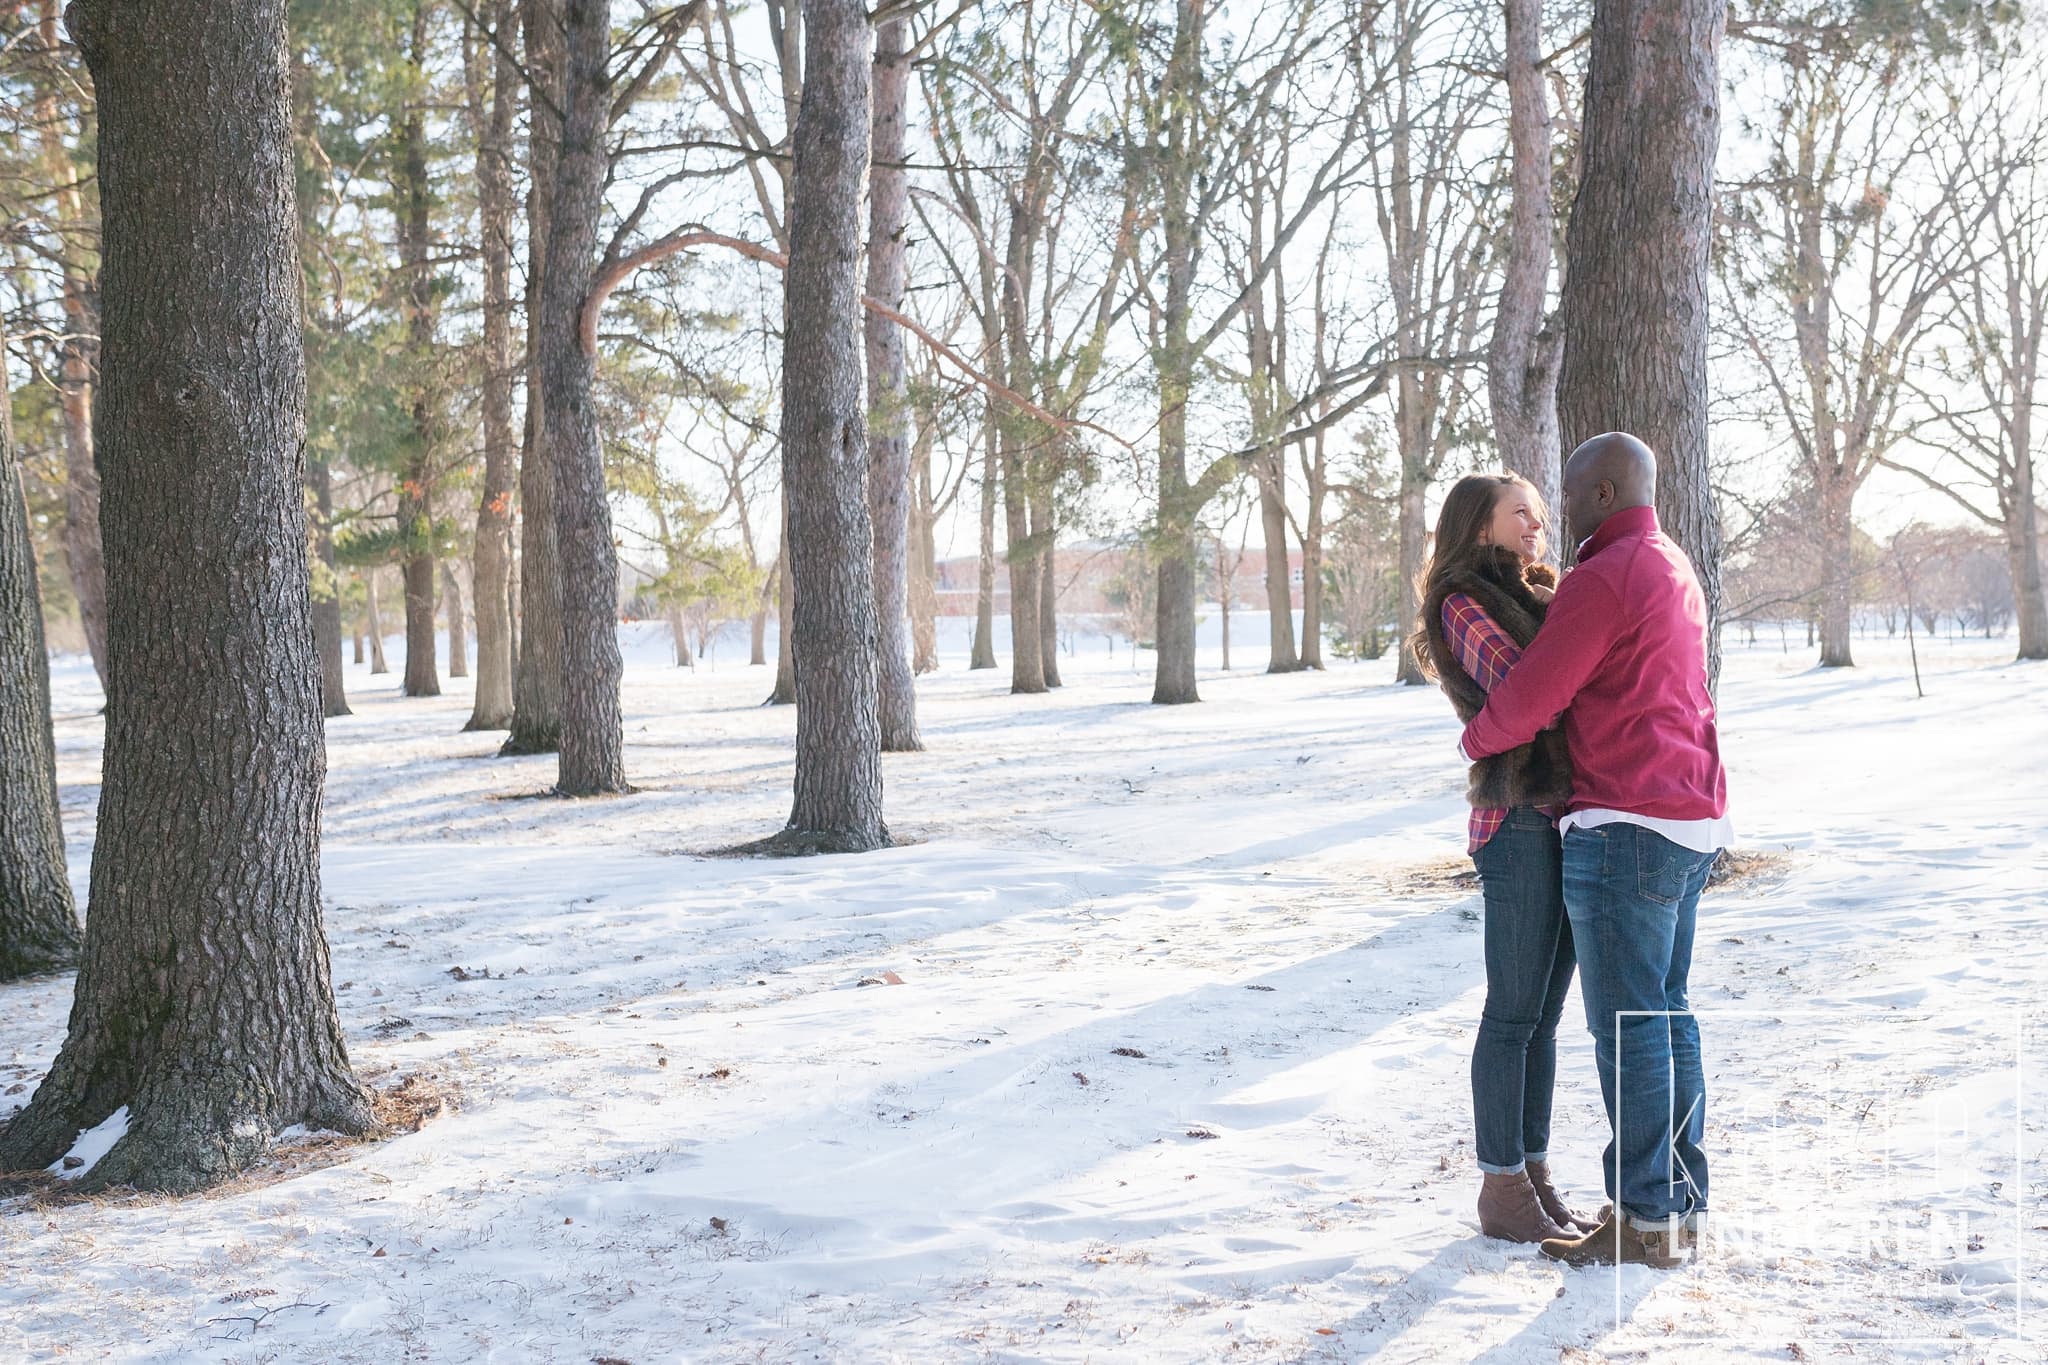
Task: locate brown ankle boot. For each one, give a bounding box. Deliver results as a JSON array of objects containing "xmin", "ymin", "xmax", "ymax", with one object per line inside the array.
[
  {"xmin": 1524, "ymin": 1159, "xmax": 1600, "ymax": 1234},
  {"xmin": 1539, "ymin": 1207, "xmax": 1687, "ymax": 1268},
  {"xmin": 1477, "ymin": 1170, "xmax": 1570, "ymax": 1243}
]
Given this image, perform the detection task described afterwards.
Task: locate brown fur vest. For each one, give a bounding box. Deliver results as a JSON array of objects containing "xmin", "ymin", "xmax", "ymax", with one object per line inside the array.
[{"xmin": 1420, "ymin": 546, "xmax": 1574, "ymax": 811}]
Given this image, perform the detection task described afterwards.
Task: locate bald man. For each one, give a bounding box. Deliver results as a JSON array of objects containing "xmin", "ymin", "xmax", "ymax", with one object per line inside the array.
[{"xmin": 1460, "ymin": 432, "xmax": 1731, "ymax": 1268}]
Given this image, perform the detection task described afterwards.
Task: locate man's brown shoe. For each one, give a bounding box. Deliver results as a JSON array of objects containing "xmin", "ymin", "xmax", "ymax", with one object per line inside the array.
[
  {"xmin": 1478, "ymin": 1170, "xmax": 1571, "ymax": 1243},
  {"xmin": 1524, "ymin": 1159, "xmax": 1601, "ymax": 1234},
  {"xmin": 1538, "ymin": 1209, "xmax": 1687, "ymax": 1268}
]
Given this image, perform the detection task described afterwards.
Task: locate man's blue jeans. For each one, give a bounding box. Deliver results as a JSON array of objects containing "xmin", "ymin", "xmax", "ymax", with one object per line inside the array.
[{"xmin": 1561, "ymin": 822, "xmax": 1718, "ymax": 1228}]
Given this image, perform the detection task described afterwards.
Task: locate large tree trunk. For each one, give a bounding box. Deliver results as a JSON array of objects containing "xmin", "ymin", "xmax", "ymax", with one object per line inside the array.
[
  {"xmin": 1816, "ymin": 489, "xmax": 1855, "ymax": 667},
  {"xmin": 864, "ymin": 18, "xmax": 922, "ymax": 751},
  {"xmin": 466, "ymin": 0, "xmax": 519, "ymax": 730},
  {"xmin": 0, "ymin": 0, "xmax": 372, "ymax": 1191},
  {"xmin": 1150, "ymin": 4, "xmax": 1203, "ymax": 707},
  {"xmin": 2009, "ymin": 399, "xmax": 2047, "ymax": 659},
  {"xmin": 503, "ymin": 0, "xmax": 565, "ymax": 754},
  {"xmin": 0, "ymin": 308, "xmax": 81, "ymax": 980},
  {"xmin": 908, "ymin": 427, "xmax": 939, "ymax": 673},
  {"xmin": 34, "ymin": 1, "xmax": 109, "ymax": 694},
  {"xmin": 769, "ymin": 496, "xmax": 798, "ymax": 702},
  {"xmin": 397, "ymin": 4, "xmax": 441, "ymax": 701},
  {"xmin": 1257, "ymin": 462, "xmax": 1297, "ymax": 672},
  {"xmin": 1299, "ymin": 425, "xmax": 1327, "ymax": 668},
  {"xmin": 1034, "ymin": 492, "xmax": 1061, "ymax": 687},
  {"xmin": 443, "ymin": 563, "xmax": 468, "ymax": 678},
  {"xmin": 310, "ymin": 457, "xmax": 350, "ymax": 715},
  {"xmin": 970, "ymin": 407, "xmax": 999, "ymax": 669},
  {"xmin": 774, "ymin": 0, "xmax": 887, "ymax": 852},
  {"xmin": 750, "ymin": 600, "xmax": 769, "ymax": 666},
  {"xmin": 546, "ymin": 0, "xmax": 628, "ymax": 796},
  {"xmin": 1393, "ymin": 375, "xmax": 1430, "ymax": 686},
  {"xmin": 366, "ymin": 569, "xmax": 389, "ymax": 673},
  {"xmin": 1488, "ymin": 0, "xmax": 1564, "ymax": 530},
  {"xmin": 1557, "ymin": 0, "xmax": 1726, "ymax": 687}
]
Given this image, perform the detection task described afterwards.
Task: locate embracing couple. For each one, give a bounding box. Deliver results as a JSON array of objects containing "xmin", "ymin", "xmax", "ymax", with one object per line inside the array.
[{"xmin": 1413, "ymin": 432, "xmax": 1732, "ymax": 1269}]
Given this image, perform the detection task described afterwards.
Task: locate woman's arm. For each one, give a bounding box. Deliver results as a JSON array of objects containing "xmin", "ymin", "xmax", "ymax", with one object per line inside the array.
[{"xmin": 1441, "ymin": 593, "xmax": 1524, "ymax": 695}]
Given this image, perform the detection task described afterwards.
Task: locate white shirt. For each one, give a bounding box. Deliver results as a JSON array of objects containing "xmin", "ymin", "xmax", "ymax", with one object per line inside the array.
[{"xmin": 1556, "ymin": 806, "xmax": 1734, "ymax": 855}]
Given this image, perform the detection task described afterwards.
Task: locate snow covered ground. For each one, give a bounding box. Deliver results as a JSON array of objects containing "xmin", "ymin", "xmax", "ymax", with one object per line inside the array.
[{"xmin": 1, "ymin": 619, "xmax": 2043, "ymax": 1363}]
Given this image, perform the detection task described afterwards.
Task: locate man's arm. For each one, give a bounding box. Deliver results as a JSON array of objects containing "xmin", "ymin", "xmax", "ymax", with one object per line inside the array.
[{"xmin": 1460, "ymin": 571, "xmax": 1623, "ymax": 758}]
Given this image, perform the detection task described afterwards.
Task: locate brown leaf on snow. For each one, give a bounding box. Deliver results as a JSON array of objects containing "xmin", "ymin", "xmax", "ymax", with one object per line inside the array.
[
  {"xmin": 881, "ymin": 970, "xmax": 905, "ymax": 985},
  {"xmin": 1186, "ymin": 1128, "xmax": 1219, "ymax": 1140},
  {"xmin": 371, "ymin": 1247, "xmax": 386, "ymax": 1258},
  {"xmin": 1111, "ymin": 1047, "xmax": 1146, "ymax": 1058},
  {"xmin": 1072, "ymin": 1071, "xmax": 1090, "ymax": 1086}
]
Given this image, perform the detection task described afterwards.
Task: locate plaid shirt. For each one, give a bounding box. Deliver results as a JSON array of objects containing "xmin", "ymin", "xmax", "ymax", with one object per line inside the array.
[{"xmin": 1442, "ymin": 592, "xmax": 1527, "ymax": 853}]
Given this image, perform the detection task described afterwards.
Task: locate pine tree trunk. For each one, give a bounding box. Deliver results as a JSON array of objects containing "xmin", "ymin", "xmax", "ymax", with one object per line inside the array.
[
  {"xmin": 34, "ymin": 1, "xmax": 109, "ymax": 694},
  {"xmin": 545, "ymin": 0, "xmax": 628, "ymax": 797},
  {"xmin": 503, "ymin": 0, "xmax": 565, "ymax": 754},
  {"xmin": 769, "ymin": 496, "xmax": 798, "ymax": 702},
  {"xmin": 1556, "ymin": 0, "xmax": 1726, "ymax": 687},
  {"xmin": 443, "ymin": 563, "xmax": 468, "ymax": 678},
  {"xmin": 775, "ymin": 0, "xmax": 887, "ymax": 852},
  {"xmin": 0, "ymin": 309, "xmax": 81, "ymax": 980},
  {"xmin": 1488, "ymin": 0, "xmax": 1564, "ymax": 531},
  {"xmin": 864, "ymin": 17, "xmax": 921, "ymax": 751},
  {"xmin": 0, "ymin": 0, "xmax": 372, "ymax": 1190},
  {"xmin": 466, "ymin": 0, "xmax": 519, "ymax": 730},
  {"xmin": 1035, "ymin": 492, "xmax": 1061, "ymax": 687},
  {"xmin": 310, "ymin": 457, "xmax": 350, "ymax": 716},
  {"xmin": 970, "ymin": 412, "xmax": 998, "ymax": 669},
  {"xmin": 366, "ymin": 569, "xmax": 389, "ymax": 673},
  {"xmin": 908, "ymin": 430, "xmax": 939, "ymax": 674},
  {"xmin": 397, "ymin": 5, "xmax": 441, "ymax": 701}
]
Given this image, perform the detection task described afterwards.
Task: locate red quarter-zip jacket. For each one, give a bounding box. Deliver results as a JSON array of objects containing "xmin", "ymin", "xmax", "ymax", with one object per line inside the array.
[{"xmin": 1460, "ymin": 505, "xmax": 1728, "ymax": 821}]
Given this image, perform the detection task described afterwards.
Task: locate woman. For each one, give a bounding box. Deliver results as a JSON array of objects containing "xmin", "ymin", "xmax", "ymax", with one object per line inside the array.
[{"xmin": 1411, "ymin": 474, "xmax": 1599, "ymax": 1244}]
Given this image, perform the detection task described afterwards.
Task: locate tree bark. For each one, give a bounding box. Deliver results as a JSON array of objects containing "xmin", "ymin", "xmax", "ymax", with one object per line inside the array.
[
  {"xmin": 34, "ymin": 1, "xmax": 109, "ymax": 694},
  {"xmin": 908, "ymin": 425, "xmax": 939, "ymax": 673},
  {"xmin": 443, "ymin": 563, "xmax": 468, "ymax": 678},
  {"xmin": 366, "ymin": 569, "xmax": 389, "ymax": 673},
  {"xmin": 0, "ymin": 307, "xmax": 81, "ymax": 979},
  {"xmin": 1035, "ymin": 490, "xmax": 1061, "ymax": 687},
  {"xmin": 1488, "ymin": 0, "xmax": 1564, "ymax": 532},
  {"xmin": 774, "ymin": 0, "xmax": 887, "ymax": 852},
  {"xmin": 503, "ymin": 0, "xmax": 566, "ymax": 754},
  {"xmin": 1557, "ymin": 0, "xmax": 1726, "ymax": 687},
  {"xmin": 466, "ymin": 0, "xmax": 519, "ymax": 730},
  {"xmin": 1299, "ymin": 424, "xmax": 1327, "ymax": 668},
  {"xmin": 546, "ymin": 0, "xmax": 628, "ymax": 797},
  {"xmin": 310, "ymin": 457, "xmax": 350, "ymax": 715},
  {"xmin": 970, "ymin": 403, "xmax": 999, "ymax": 669},
  {"xmin": 864, "ymin": 18, "xmax": 922, "ymax": 750},
  {"xmin": 0, "ymin": 0, "xmax": 372, "ymax": 1190},
  {"xmin": 397, "ymin": 2, "xmax": 441, "ymax": 700},
  {"xmin": 769, "ymin": 494, "xmax": 798, "ymax": 702},
  {"xmin": 1817, "ymin": 490, "xmax": 1855, "ymax": 667},
  {"xmin": 1395, "ymin": 474, "xmax": 1428, "ymax": 683}
]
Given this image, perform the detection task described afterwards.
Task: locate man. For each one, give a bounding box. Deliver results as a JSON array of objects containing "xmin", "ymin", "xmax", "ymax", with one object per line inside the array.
[{"xmin": 1460, "ymin": 432, "xmax": 1731, "ymax": 1268}]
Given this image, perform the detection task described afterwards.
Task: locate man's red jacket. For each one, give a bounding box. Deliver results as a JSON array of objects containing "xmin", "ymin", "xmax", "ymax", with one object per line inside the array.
[{"xmin": 1460, "ymin": 504, "xmax": 1728, "ymax": 821}]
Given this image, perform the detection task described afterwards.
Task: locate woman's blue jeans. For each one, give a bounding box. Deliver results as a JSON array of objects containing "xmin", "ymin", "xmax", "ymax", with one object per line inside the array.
[{"xmin": 1469, "ymin": 806, "xmax": 1577, "ymax": 1175}]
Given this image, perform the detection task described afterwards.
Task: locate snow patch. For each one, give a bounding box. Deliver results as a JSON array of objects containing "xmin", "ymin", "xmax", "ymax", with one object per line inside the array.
[{"xmin": 48, "ymin": 1105, "xmax": 128, "ymax": 1181}]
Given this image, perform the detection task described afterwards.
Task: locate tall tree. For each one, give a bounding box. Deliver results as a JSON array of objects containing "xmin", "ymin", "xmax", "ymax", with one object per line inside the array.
[
  {"xmin": 544, "ymin": 0, "xmax": 629, "ymax": 795},
  {"xmin": 503, "ymin": 0, "xmax": 567, "ymax": 754},
  {"xmin": 465, "ymin": 0, "xmax": 521, "ymax": 728},
  {"xmin": 395, "ymin": 0, "xmax": 444, "ymax": 699},
  {"xmin": 775, "ymin": 0, "xmax": 887, "ymax": 851},
  {"xmin": 0, "ymin": 0, "xmax": 372, "ymax": 1190},
  {"xmin": 864, "ymin": 17, "xmax": 922, "ymax": 750},
  {"xmin": 1559, "ymin": 0, "xmax": 1726, "ymax": 683},
  {"xmin": 29, "ymin": 2, "xmax": 108, "ymax": 693},
  {"xmin": 1891, "ymin": 86, "xmax": 2047, "ymax": 661},
  {"xmin": 0, "ymin": 305, "xmax": 81, "ymax": 980},
  {"xmin": 1487, "ymin": 0, "xmax": 1563, "ymax": 528}
]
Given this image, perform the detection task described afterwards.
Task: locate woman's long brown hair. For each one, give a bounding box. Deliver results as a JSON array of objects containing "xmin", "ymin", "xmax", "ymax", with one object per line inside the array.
[{"xmin": 1406, "ymin": 474, "xmax": 1549, "ymax": 680}]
